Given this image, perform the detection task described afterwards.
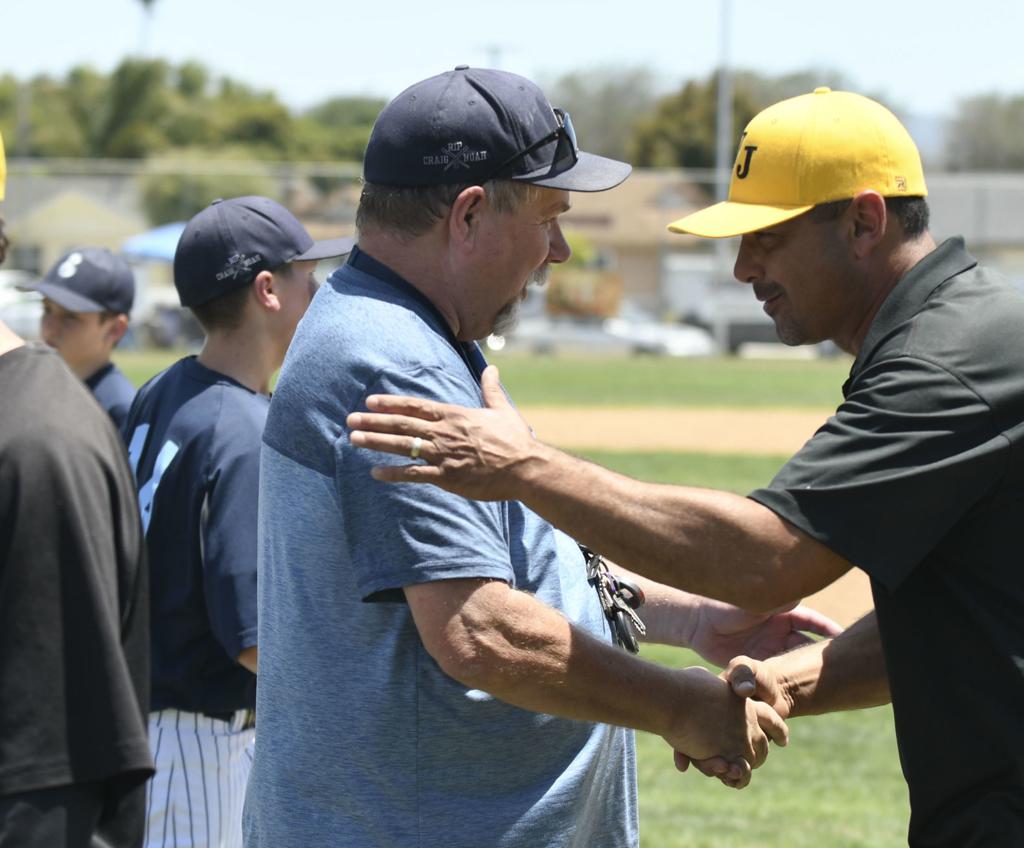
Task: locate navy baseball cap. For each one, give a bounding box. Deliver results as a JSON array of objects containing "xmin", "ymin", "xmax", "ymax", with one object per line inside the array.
[
  {"xmin": 363, "ymin": 66, "xmax": 631, "ymax": 193},
  {"xmin": 174, "ymin": 196, "xmax": 355, "ymax": 308},
  {"xmin": 20, "ymin": 247, "xmax": 135, "ymax": 314}
]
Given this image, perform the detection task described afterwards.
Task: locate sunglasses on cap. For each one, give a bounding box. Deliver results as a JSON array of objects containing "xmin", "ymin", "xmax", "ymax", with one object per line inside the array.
[{"xmin": 487, "ymin": 107, "xmax": 579, "ymax": 181}]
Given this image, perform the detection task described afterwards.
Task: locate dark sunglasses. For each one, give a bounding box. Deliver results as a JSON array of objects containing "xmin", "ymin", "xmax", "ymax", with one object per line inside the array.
[{"xmin": 487, "ymin": 107, "xmax": 579, "ymax": 181}]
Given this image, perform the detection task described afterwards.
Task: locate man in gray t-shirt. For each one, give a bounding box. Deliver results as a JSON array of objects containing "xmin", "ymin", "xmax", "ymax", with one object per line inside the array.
[{"xmin": 245, "ymin": 68, "xmax": 835, "ymax": 848}]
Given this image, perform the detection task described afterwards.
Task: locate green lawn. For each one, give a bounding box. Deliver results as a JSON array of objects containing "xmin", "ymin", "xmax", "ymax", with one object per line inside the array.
[
  {"xmin": 113, "ymin": 348, "xmax": 190, "ymax": 387},
  {"xmin": 489, "ymin": 352, "xmax": 851, "ymax": 409},
  {"xmin": 114, "ymin": 349, "xmax": 850, "ymax": 409},
  {"xmin": 580, "ymin": 449, "xmax": 789, "ymax": 494},
  {"xmin": 636, "ymin": 645, "xmax": 907, "ymax": 848}
]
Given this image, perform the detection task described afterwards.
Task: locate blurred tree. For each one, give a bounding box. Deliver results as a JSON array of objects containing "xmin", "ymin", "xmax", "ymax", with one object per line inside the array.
[
  {"xmin": 24, "ymin": 74, "xmax": 88, "ymax": 156},
  {"xmin": 220, "ymin": 98, "xmax": 294, "ymax": 155},
  {"xmin": 300, "ymin": 96, "xmax": 385, "ymax": 162},
  {"xmin": 544, "ymin": 66, "xmax": 659, "ymax": 162},
  {"xmin": 91, "ymin": 59, "xmax": 172, "ymax": 157},
  {"xmin": 307, "ymin": 96, "xmax": 386, "ymax": 130},
  {"xmin": 176, "ymin": 62, "xmax": 209, "ymax": 100},
  {"xmin": 630, "ymin": 68, "xmax": 851, "ymax": 168},
  {"xmin": 946, "ymin": 94, "xmax": 1024, "ymax": 170},
  {"xmin": 140, "ymin": 149, "xmax": 277, "ymax": 224}
]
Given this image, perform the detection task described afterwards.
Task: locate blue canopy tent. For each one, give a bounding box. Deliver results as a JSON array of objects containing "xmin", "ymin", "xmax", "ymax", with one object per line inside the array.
[{"xmin": 122, "ymin": 222, "xmax": 186, "ymax": 262}]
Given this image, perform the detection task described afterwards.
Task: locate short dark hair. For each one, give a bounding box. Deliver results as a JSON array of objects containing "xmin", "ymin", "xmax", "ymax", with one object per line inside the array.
[
  {"xmin": 189, "ymin": 283, "xmax": 251, "ymax": 333},
  {"xmin": 355, "ymin": 179, "xmax": 539, "ymax": 240},
  {"xmin": 188, "ymin": 261, "xmax": 295, "ymax": 333},
  {"xmin": 810, "ymin": 196, "xmax": 930, "ymax": 237}
]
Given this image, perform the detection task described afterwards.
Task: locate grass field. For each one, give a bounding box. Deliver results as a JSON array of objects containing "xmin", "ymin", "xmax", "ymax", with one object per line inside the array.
[
  {"xmin": 113, "ymin": 349, "xmax": 908, "ymax": 846},
  {"xmin": 114, "ymin": 349, "xmax": 852, "ymax": 408},
  {"xmin": 488, "ymin": 352, "xmax": 852, "ymax": 409}
]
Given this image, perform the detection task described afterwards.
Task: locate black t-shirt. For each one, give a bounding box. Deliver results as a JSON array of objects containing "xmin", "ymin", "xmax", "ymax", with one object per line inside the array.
[
  {"xmin": 122, "ymin": 356, "xmax": 263, "ymax": 713},
  {"xmin": 751, "ymin": 239, "xmax": 1024, "ymax": 846},
  {"xmin": 0, "ymin": 343, "xmax": 152, "ymax": 797}
]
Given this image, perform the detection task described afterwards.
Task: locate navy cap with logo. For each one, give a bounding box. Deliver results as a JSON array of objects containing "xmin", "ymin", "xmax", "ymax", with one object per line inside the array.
[
  {"xmin": 174, "ymin": 196, "xmax": 355, "ymax": 308},
  {"xmin": 20, "ymin": 247, "xmax": 135, "ymax": 314},
  {"xmin": 363, "ymin": 66, "xmax": 631, "ymax": 193}
]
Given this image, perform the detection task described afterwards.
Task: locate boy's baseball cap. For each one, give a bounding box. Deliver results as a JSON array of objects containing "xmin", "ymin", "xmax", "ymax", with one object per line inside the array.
[
  {"xmin": 363, "ymin": 65, "xmax": 631, "ymax": 193},
  {"xmin": 174, "ymin": 196, "xmax": 355, "ymax": 308},
  {"xmin": 668, "ymin": 88, "xmax": 928, "ymax": 239},
  {"xmin": 20, "ymin": 247, "xmax": 135, "ymax": 314}
]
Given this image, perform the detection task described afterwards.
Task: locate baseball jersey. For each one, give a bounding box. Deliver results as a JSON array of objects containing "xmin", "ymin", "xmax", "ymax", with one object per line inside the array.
[
  {"xmin": 0, "ymin": 343, "xmax": 152, "ymax": 805},
  {"xmin": 244, "ymin": 248, "xmax": 637, "ymax": 848},
  {"xmin": 122, "ymin": 356, "xmax": 262, "ymax": 714},
  {"xmin": 751, "ymin": 238, "xmax": 1024, "ymax": 846},
  {"xmin": 86, "ymin": 360, "xmax": 136, "ymax": 430}
]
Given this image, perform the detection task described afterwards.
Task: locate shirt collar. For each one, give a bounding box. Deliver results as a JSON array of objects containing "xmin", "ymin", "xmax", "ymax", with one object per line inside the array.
[
  {"xmin": 345, "ymin": 244, "xmax": 488, "ymax": 381},
  {"xmin": 84, "ymin": 361, "xmax": 114, "ymax": 389},
  {"xmin": 850, "ymin": 237, "xmax": 977, "ymax": 383}
]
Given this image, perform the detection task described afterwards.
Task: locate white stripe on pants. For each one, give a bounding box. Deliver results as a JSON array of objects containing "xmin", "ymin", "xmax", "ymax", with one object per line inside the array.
[{"xmin": 144, "ymin": 709, "xmax": 255, "ymax": 848}]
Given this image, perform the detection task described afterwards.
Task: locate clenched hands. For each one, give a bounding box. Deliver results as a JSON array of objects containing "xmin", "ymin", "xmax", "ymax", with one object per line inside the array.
[{"xmin": 667, "ymin": 666, "xmax": 788, "ymax": 789}]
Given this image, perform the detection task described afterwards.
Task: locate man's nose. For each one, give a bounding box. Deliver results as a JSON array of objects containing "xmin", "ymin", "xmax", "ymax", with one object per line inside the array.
[{"xmin": 733, "ymin": 235, "xmax": 763, "ymax": 285}]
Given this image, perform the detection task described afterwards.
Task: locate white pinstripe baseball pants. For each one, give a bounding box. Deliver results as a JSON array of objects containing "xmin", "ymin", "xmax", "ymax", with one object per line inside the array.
[{"xmin": 143, "ymin": 709, "xmax": 255, "ymax": 848}]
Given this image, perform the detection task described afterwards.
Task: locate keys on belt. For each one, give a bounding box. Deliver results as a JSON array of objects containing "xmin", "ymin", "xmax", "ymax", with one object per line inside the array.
[{"xmin": 581, "ymin": 546, "xmax": 646, "ymax": 653}]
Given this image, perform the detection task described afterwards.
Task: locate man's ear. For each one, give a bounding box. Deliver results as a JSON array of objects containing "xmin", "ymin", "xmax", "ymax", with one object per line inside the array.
[
  {"xmin": 104, "ymin": 313, "xmax": 129, "ymax": 346},
  {"xmin": 253, "ymin": 269, "xmax": 280, "ymax": 312},
  {"xmin": 448, "ymin": 185, "xmax": 487, "ymax": 251},
  {"xmin": 847, "ymin": 191, "xmax": 887, "ymax": 259}
]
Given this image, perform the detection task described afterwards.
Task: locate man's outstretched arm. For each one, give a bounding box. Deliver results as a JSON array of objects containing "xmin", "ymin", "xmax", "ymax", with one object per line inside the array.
[{"xmin": 348, "ymin": 365, "xmax": 852, "ymax": 612}]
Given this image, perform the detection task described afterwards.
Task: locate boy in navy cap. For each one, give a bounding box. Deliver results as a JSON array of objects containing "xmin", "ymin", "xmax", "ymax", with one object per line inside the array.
[
  {"xmin": 21, "ymin": 247, "xmax": 137, "ymax": 428},
  {"xmin": 121, "ymin": 196, "xmax": 352, "ymax": 848}
]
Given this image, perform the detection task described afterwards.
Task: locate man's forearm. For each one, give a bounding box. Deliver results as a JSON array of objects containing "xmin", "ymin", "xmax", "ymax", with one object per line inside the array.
[
  {"xmin": 405, "ymin": 578, "xmax": 778, "ymax": 765},
  {"xmin": 410, "ymin": 576, "xmax": 697, "ymax": 733},
  {"xmin": 610, "ymin": 564, "xmax": 700, "ymax": 647},
  {"xmin": 769, "ymin": 612, "xmax": 890, "ymax": 717},
  {"xmin": 513, "ymin": 444, "xmax": 849, "ymax": 611}
]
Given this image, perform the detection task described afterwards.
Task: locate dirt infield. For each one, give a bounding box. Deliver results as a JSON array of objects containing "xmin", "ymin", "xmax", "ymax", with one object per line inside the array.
[
  {"xmin": 520, "ymin": 406, "xmax": 832, "ymax": 455},
  {"xmin": 520, "ymin": 405, "xmax": 872, "ymax": 627}
]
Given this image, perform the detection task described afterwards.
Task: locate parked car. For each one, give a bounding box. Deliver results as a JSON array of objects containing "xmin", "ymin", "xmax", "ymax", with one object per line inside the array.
[
  {"xmin": 490, "ymin": 307, "xmax": 714, "ymax": 358},
  {"xmin": 0, "ymin": 270, "xmax": 41, "ymax": 340}
]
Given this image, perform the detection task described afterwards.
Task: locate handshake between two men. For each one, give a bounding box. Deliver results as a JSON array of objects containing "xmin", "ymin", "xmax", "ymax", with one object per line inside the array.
[{"xmin": 346, "ymin": 364, "xmax": 843, "ymax": 789}]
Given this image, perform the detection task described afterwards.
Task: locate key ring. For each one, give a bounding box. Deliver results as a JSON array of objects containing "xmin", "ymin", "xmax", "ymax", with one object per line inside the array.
[{"xmin": 580, "ymin": 545, "xmax": 646, "ymax": 653}]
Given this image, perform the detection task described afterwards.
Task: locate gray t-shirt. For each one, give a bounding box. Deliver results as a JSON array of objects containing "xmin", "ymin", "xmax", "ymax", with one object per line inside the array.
[{"xmin": 243, "ymin": 250, "xmax": 638, "ymax": 848}]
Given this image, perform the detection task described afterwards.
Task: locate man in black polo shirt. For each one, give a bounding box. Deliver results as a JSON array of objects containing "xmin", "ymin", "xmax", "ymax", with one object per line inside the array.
[{"xmin": 345, "ymin": 88, "xmax": 1024, "ymax": 846}]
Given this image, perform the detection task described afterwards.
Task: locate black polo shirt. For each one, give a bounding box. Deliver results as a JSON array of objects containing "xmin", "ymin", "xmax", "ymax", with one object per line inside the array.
[{"xmin": 751, "ymin": 238, "xmax": 1024, "ymax": 846}]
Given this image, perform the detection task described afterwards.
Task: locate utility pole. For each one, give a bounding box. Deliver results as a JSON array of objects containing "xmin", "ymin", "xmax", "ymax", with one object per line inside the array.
[
  {"xmin": 712, "ymin": 0, "xmax": 735, "ymax": 352},
  {"xmin": 485, "ymin": 45, "xmax": 504, "ymax": 70},
  {"xmin": 714, "ymin": 0, "xmax": 734, "ymax": 203}
]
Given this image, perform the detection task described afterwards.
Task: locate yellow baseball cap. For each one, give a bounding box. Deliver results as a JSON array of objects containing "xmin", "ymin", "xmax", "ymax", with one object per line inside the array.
[
  {"xmin": 0, "ymin": 130, "xmax": 6, "ymax": 201},
  {"xmin": 668, "ymin": 88, "xmax": 927, "ymax": 239}
]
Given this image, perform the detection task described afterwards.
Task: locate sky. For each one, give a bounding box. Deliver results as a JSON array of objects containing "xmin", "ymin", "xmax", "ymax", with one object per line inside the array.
[{"xmin": 3, "ymin": 0, "xmax": 1024, "ymax": 119}]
